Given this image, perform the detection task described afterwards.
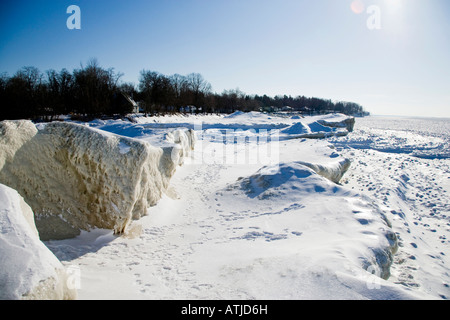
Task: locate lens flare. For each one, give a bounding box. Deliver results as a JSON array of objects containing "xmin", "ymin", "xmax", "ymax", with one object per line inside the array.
[{"xmin": 351, "ymin": 0, "xmax": 365, "ymax": 14}]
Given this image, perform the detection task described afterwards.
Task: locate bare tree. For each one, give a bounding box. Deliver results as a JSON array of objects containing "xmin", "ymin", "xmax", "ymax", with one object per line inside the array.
[
  {"xmin": 73, "ymin": 59, "xmax": 122, "ymax": 116},
  {"xmin": 169, "ymin": 73, "xmax": 187, "ymax": 110},
  {"xmin": 185, "ymin": 73, "xmax": 212, "ymax": 110},
  {"xmin": 139, "ymin": 70, "xmax": 174, "ymax": 114}
]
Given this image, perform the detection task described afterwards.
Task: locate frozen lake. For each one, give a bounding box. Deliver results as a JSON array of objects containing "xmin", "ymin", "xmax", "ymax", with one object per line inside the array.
[{"xmin": 335, "ymin": 115, "xmax": 450, "ymax": 159}]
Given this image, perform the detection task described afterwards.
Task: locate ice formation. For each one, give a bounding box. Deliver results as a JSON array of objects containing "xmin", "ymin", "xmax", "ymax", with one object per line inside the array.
[
  {"xmin": 0, "ymin": 183, "xmax": 77, "ymax": 300},
  {"xmin": 296, "ymin": 158, "xmax": 351, "ymax": 184},
  {"xmin": 317, "ymin": 115, "xmax": 356, "ymax": 132},
  {"xmin": 0, "ymin": 120, "xmax": 196, "ymax": 240}
]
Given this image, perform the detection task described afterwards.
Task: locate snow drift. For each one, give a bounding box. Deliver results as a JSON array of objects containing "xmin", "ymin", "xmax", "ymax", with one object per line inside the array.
[
  {"xmin": 0, "ymin": 183, "xmax": 77, "ymax": 300},
  {"xmin": 280, "ymin": 121, "xmax": 310, "ymax": 135},
  {"xmin": 0, "ymin": 120, "xmax": 196, "ymax": 240},
  {"xmin": 223, "ymin": 161, "xmax": 398, "ymax": 282}
]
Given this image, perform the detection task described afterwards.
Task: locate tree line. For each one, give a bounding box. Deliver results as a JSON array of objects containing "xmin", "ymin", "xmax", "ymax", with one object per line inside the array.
[{"xmin": 0, "ymin": 60, "xmax": 368, "ymax": 121}]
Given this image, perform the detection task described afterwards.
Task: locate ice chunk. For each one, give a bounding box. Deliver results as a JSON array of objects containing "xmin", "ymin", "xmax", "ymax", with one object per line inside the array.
[
  {"xmin": 317, "ymin": 116, "xmax": 356, "ymax": 132},
  {"xmin": 0, "ymin": 120, "xmax": 37, "ymax": 170},
  {"xmin": 296, "ymin": 158, "xmax": 351, "ymax": 184}
]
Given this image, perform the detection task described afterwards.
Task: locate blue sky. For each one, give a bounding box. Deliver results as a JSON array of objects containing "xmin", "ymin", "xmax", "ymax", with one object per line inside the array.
[{"xmin": 1, "ymin": 0, "xmax": 449, "ymax": 117}]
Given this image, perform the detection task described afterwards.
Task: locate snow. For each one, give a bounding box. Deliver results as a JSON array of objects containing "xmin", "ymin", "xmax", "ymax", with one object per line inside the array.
[
  {"xmin": 280, "ymin": 121, "xmax": 310, "ymax": 135},
  {"xmin": 40, "ymin": 112, "xmax": 430, "ymax": 299},
  {"xmin": 2, "ymin": 112, "xmax": 448, "ymax": 300},
  {"xmin": 330, "ymin": 116, "xmax": 450, "ymax": 299},
  {"xmin": 0, "ymin": 183, "xmax": 76, "ymax": 299}
]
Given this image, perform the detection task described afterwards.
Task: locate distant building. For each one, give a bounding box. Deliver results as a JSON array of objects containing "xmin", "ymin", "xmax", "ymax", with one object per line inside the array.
[
  {"xmin": 113, "ymin": 92, "xmax": 139, "ymax": 113},
  {"xmin": 121, "ymin": 93, "xmax": 139, "ymax": 113}
]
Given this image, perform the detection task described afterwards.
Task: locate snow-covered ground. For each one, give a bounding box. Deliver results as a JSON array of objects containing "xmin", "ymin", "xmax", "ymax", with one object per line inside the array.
[
  {"xmin": 330, "ymin": 116, "xmax": 450, "ymax": 300},
  {"xmin": 39, "ymin": 113, "xmax": 449, "ymax": 300}
]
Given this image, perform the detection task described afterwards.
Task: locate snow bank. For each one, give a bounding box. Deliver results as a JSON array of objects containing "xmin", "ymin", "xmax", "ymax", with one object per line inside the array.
[
  {"xmin": 223, "ymin": 161, "xmax": 398, "ymax": 282},
  {"xmin": 224, "ymin": 111, "xmax": 273, "ymax": 121},
  {"xmin": 280, "ymin": 121, "xmax": 348, "ymax": 139},
  {"xmin": 0, "ymin": 183, "xmax": 77, "ymax": 300},
  {"xmin": 308, "ymin": 121, "xmax": 334, "ymax": 133},
  {"xmin": 0, "ymin": 120, "xmax": 196, "ymax": 240},
  {"xmin": 280, "ymin": 122, "xmax": 310, "ymax": 135}
]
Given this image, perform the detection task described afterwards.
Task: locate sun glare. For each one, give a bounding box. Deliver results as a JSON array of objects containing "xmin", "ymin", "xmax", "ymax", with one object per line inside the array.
[{"xmin": 384, "ymin": 0, "xmax": 404, "ymax": 14}]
